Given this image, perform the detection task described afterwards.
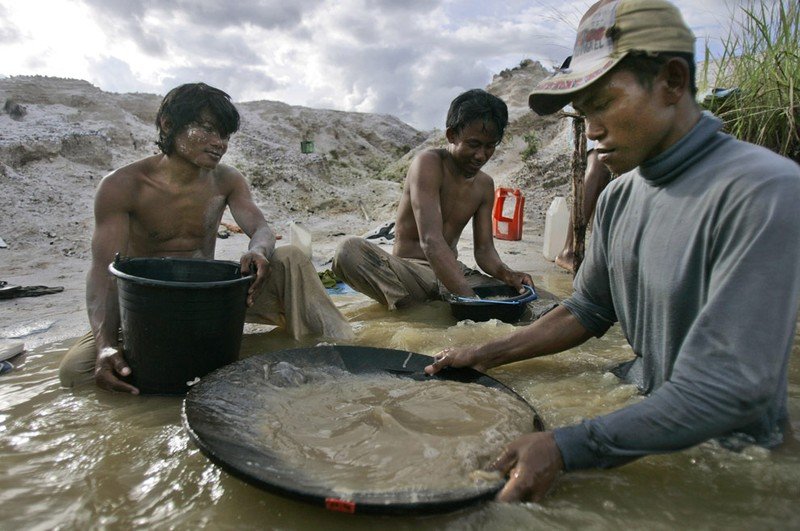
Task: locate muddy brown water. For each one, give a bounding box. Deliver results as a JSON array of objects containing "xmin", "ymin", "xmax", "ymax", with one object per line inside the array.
[
  {"xmin": 252, "ymin": 372, "xmax": 534, "ymax": 494},
  {"xmin": 2, "ymin": 273, "xmax": 799, "ymax": 529}
]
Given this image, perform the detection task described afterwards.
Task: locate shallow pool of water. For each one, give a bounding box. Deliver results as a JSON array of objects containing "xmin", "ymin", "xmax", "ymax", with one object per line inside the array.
[{"xmin": 2, "ymin": 274, "xmax": 799, "ymax": 529}]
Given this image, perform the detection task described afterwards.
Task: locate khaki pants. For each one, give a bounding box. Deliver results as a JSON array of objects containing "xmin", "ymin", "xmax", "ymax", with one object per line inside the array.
[
  {"xmin": 59, "ymin": 246, "xmax": 352, "ymax": 387},
  {"xmin": 332, "ymin": 236, "xmax": 502, "ymax": 310}
]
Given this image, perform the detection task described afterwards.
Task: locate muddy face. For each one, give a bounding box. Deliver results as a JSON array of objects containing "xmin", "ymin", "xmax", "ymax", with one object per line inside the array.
[
  {"xmin": 446, "ymin": 120, "xmax": 500, "ymax": 177},
  {"xmin": 172, "ymin": 111, "xmax": 230, "ymax": 169}
]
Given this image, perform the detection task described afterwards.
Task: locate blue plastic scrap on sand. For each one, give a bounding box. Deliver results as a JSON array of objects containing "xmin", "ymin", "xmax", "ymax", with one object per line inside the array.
[{"xmin": 326, "ymin": 282, "xmax": 357, "ymax": 295}]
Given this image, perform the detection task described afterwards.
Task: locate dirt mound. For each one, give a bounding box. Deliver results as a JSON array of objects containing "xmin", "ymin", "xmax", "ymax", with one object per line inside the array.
[
  {"xmin": 487, "ymin": 59, "xmax": 552, "ymax": 118},
  {"xmin": 229, "ymin": 100, "xmax": 426, "ymax": 227},
  {"xmin": 0, "ymin": 76, "xmax": 427, "ymax": 256}
]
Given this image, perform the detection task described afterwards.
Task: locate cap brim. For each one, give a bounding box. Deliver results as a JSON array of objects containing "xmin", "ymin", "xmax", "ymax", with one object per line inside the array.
[
  {"xmin": 528, "ymin": 54, "xmax": 626, "ymax": 115},
  {"xmin": 528, "ymin": 93, "xmax": 575, "ymax": 116}
]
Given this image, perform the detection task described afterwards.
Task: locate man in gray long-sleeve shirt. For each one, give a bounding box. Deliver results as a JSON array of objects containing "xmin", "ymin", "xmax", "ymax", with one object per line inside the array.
[{"xmin": 425, "ymin": 0, "xmax": 800, "ymax": 502}]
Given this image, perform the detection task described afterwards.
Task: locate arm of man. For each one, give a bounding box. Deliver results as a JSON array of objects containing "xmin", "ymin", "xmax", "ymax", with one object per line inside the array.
[
  {"xmin": 486, "ymin": 167, "xmax": 800, "ymax": 505},
  {"xmin": 471, "ymin": 177, "xmax": 533, "ymax": 293},
  {"xmin": 425, "ymin": 304, "xmax": 593, "ymax": 373},
  {"xmin": 552, "ymin": 171, "xmax": 800, "ymax": 474},
  {"xmin": 87, "ymin": 172, "xmax": 139, "ymax": 394},
  {"xmin": 224, "ymin": 167, "xmax": 276, "ymax": 306},
  {"xmin": 435, "ymin": 172, "xmax": 800, "ymax": 504},
  {"xmin": 409, "ymin": 152, "xmax": 476, "ymax": 297}
]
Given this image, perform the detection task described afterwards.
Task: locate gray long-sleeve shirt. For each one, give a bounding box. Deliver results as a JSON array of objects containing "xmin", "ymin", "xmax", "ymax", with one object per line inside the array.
[{"xmin": 553, "ymin": 113, "xmax": 800, "ymax": 470}]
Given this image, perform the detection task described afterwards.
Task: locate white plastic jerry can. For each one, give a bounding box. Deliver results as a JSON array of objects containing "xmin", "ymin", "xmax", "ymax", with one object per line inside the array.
[{"xmin": 542, "ymin": 196, "xmax": 569, "ymax": 261}]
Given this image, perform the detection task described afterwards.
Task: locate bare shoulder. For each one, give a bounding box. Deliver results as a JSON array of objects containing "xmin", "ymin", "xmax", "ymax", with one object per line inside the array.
[
  {"xmin": 97, "ymin": 155, "xmax": 159, "ymax": 195},
  {"xmin": 215, "ymin": 162, "xmax": 245, "ymax": 179},
  {"xmin": 414, "ymin": 148, "xmax": 446, "ymax": 162},
  {"xmin": 475, "ymin": 170, "xmax": 495, "ymax": 190},
  {"xmin": 471, "ymin": 171, "xmax": 496, "ymax": 207},
  {"xmin": 408, "ymin": 148, "xmax": 446, "ymax": 181},
  {"xmin": 412, "ymin": 148, "xmax": 446, "ymax": 168},
  {"xmin": 213, "ymin": 162, "xmax": 248, "ymax": 190}
]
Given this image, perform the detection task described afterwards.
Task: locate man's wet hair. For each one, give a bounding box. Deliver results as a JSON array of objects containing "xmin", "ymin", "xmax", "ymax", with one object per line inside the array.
[
  {"xmin": 155, "ymin": 83, "xmax": 241, "ymax": 155},
  {"xmin": 446, "ymin": 89, "xmax": 508, "ymax": 144},
  {"xmin": 615, "ymin": 51, "xmax": 697, "ymax": 97}
]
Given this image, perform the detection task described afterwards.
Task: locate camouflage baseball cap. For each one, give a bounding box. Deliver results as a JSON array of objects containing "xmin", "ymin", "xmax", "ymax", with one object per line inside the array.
[{"xmin": 529, "ymin": 0, "xmax": 695, "ymax": 115}]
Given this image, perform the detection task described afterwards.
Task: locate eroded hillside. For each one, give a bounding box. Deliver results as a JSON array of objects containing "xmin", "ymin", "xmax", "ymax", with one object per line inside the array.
[{"xmin": 0, "ymin": 76, "xmax": 426, "ymax": 256}]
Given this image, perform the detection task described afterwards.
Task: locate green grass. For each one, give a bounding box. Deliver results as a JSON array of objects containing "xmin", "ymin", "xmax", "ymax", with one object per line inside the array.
[
  {"xmin": 520, "ymin": 132, "xmax": 539, "ymax": 161},
  {"xmin": 701, "ymin": 0, "xmax": 799, "ymax": 163}
]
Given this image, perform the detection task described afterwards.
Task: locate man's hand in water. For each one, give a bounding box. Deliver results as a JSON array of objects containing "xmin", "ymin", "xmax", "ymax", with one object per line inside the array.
[
  {"xmin": 424, "ymin": 346, "xmax": 485, "ymax": 375},
  {"xmin": 240, "ymin": 251, "xmax": 270, "ymax": 306},
  {"xmin": 95, "ymin": 347, "xmax": 139, "ymax": 395},
  {"xmin": 489, "ymin": 431, "xmax": 564, "ymax": 503}
]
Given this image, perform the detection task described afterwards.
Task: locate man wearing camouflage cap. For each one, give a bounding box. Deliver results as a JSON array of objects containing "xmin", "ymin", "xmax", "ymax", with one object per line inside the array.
[{"xmin": 426, "ymin": 0, "xmax": 800, "ymax": 502}]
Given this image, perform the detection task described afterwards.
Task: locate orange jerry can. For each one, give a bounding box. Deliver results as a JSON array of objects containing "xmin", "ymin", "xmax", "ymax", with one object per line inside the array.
[{"xmin": 492, "ymin": 187, "xmax": 525, "ymax": 241}]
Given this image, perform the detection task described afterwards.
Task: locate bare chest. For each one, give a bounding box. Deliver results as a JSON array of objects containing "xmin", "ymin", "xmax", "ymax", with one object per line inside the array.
[
  {"xmin": 439, "ymin": 178, "xmax": 483, "ymax": 227},
  {"xmin": 129, "ymin": 181, "xmax": 227, "ymax": 253}
]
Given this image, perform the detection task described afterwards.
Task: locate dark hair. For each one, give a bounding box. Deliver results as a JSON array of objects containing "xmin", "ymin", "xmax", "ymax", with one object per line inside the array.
[
  {"xmin": 445, "ymin": 89, "xmax": 509, "ymax": 144},
  {"xmin": 155, "ymin": 83, "xmax": 240, "ymax": 155},
  {"xmin": 614, "ymin": 51, "xmax": 697, "ymax": 97}
]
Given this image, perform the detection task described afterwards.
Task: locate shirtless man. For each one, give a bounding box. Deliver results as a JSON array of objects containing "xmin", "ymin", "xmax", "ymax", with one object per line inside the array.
[
  {"xmin": 332, "ymin": 89, "xmax": 532, "ymax": 308},
  {"xmin": 59, "ymin": 83, "xmax": 352, "ymax": 394}
]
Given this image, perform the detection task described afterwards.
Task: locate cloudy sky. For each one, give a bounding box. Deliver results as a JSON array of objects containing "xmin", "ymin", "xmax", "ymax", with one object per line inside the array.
[{"xmin": 1, "ymin": 0, "xmax": 746, "ymax": 130}]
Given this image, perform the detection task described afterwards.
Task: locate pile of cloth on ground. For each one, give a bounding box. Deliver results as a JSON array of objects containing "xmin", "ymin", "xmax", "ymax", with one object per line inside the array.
[
  {"xmin": 0, "ymin": 280, "xmax": 63, "ymax": 299},
  {"xmin": 362, "ymin": 221, "xmax": 395, "ymax": 245}
]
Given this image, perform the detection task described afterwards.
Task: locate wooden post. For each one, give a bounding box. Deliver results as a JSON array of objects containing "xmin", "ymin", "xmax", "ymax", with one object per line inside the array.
[{"xmin": 570, "ymin": 117, "xmax": 587, "ymax": 276}]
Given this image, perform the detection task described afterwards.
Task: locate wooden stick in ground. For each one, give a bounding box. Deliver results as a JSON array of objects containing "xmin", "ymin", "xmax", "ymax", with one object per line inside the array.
[{"xmin": 570, "ymin": 117, "xmax": 587, "ymax": 276}]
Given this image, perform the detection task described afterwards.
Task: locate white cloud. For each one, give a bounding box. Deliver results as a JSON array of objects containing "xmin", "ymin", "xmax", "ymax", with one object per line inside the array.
[{"xmin": 0, "ymin": 0, "xmax": 749, "ymax": 130}]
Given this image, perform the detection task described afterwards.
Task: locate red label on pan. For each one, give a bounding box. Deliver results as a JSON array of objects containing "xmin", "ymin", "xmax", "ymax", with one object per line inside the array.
[{"xmin": 325, "ymin": 498, "xmax": 356, "ymax": 513}]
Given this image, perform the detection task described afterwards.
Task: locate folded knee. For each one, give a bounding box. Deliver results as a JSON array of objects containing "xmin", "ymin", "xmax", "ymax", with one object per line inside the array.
[
  {"xmin": 58, "ymin": 335, "xmax": 98, "ymax": 388},
  {"xmin": 58, "ymin": 360, "xmax": 75, "ymax": 387},
  {"xmin": 333, "ymin": 236, "xmax": 365, "ymax": 275},
  {"xmin": 58, "ymin": 357, "xmax": 94, "ymax": 388},
  {"xmin": 272, "ymin": 244, "xmax": 307, "ymax": 265}
]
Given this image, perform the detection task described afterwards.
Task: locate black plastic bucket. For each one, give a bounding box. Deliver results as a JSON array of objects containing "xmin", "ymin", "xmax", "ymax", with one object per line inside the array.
[{"xmin": 109, "ymin": 257, "xmax": 253, "ymax": 395}]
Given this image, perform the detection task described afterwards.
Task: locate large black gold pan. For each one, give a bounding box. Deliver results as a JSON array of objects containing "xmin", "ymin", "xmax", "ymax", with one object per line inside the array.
[{"xmin": 182, "ymin": 345, "xmax": 543, "ymax": 515}]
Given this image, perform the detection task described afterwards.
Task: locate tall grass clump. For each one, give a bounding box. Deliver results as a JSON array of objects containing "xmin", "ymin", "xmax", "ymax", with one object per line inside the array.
[{"xmin": 701, "ymin": 0, "xmax": 799, "ymax": 163}]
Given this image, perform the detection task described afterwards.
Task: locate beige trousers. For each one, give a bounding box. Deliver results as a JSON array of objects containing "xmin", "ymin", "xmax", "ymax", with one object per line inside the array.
[
  {"xmin": 59, "ymin": 245, "xmax": 352, "ymax": 387},
  {"xmin": 332, "ymin": 236, "xmax": 502, "ymax": 310}
]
